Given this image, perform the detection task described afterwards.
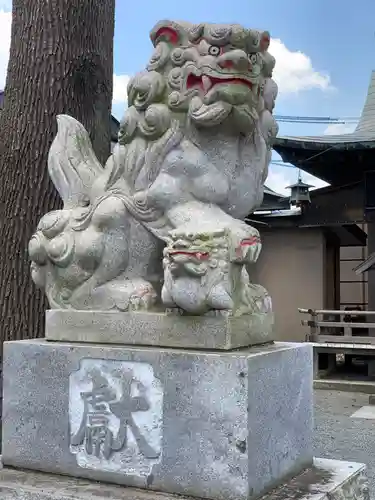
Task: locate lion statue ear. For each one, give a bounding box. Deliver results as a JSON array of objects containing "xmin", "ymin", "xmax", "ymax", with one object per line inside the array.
[
  {"xmin": 260, "ymin": 31, "xmax": 270, "ymax": 52},
  {"xmin": 150, "ymin": 20, "xmax": 185, "ymax": 47}
]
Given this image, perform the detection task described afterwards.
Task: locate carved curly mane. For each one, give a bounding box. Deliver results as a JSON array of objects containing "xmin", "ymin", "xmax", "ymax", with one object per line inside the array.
[
  {"xmin": 29, "ymin": 19, "xmax": 278, "ymax": 317},
  {"xmin": 108, "ymin": 20, "xmax": 276, "ymax": 195}
]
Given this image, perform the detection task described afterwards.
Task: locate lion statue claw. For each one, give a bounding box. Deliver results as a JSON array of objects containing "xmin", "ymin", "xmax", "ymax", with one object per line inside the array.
[{"xmin": 29, "ymin": 20, "xmax": 278, "ymax": 316}]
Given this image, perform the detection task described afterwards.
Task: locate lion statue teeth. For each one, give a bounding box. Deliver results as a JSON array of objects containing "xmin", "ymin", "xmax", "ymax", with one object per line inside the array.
[{"xmin": 29, "ymin": 20, "xmax": 278, "ymax": 316}]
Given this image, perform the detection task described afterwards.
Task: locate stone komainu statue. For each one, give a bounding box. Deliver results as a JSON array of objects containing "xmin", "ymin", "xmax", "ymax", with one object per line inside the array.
[{"xmin": 28, "ymin": 20, "xmax": 278, "ymax": 316}]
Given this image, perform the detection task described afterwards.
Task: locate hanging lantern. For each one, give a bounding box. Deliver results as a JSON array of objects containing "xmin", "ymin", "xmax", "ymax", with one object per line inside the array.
[{"xmin": 285, "ymin": 172, "xmax": 314, "ymax": 209}]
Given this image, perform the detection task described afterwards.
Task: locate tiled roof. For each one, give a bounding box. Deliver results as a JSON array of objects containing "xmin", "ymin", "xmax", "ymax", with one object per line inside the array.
[
  {"xmin": 275, "ymin": 71, "xmax": 375, "ymax": 148},
  {"xmin": 263, "ymin": 186, "xmax": 286, "ymax": 198}
]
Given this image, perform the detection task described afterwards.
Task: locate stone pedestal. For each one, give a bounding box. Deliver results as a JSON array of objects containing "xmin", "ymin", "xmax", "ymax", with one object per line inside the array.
[
  {"xmin": 2, "ymin": 339, "xmax": 312, "ymax": 500},
  {"xmin": 0, "ymin": 458, "xmax": 369, "ymax": 500},
  {"xmin": 45, "ymin": 309, "xmax": 274, "ymax": 350}
]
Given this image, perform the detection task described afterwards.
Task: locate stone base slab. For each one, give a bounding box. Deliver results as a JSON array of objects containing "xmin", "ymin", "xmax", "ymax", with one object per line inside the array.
[
  {"xmin": 0, "ymin": 459, "xmax": 369, "ymax": 499},
  {"xmin": 2, "ymin": 340, "xmax": 311, "ymax": 500},
  {"xmin": 45, "ymin": 309, "xmax": 274, "ymax": 350}
]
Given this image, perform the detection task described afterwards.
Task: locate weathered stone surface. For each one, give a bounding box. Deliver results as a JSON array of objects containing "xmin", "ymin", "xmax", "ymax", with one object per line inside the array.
[
  {"xmin": 28, "ymin": 21, "xmax": 278, "ymax": 317},
  {"xmin": 2, "ymin": 340, "xmax": 312, "ymax": 500},
  {"xmin": 45, "ymin": 309, "xmax": 274, "ymax": 349},
  {"xmin": 0, "ymin": 458, "xmax": 369, "ymax": 499},
  {"xmin": 263, "ymin": 458, "xmax": 369, "ymax": 500}
]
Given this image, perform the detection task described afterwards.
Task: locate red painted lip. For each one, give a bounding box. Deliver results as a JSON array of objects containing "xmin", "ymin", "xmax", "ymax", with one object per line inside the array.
[
  {"xmin": 186, "ymin": 74, "xmax": 252, "ymax": 91},
  {"xmin": 169, "ymin": 250, "xmax": 210, "ymax": 260},
  {"xmin": 240, "ymin": 236, "xmax": 260, "ymax": 247}
]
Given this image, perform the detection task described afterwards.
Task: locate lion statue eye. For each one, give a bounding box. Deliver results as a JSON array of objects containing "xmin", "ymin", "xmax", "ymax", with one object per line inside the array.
[
  {"xmin": 208, "ymin": 45, "xmax": 221, "ymax": 56},
  {"xmin": 249, "ymin": 53, "xmax": 258, "ymax": 64}
]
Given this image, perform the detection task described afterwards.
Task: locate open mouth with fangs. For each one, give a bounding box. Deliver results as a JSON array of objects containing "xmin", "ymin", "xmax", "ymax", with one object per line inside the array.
[
  {"xmin": 186, "ymin": 73, "xmax": 253, "ymax": 93},
  {"xmin": 169, "ymin": 250, "xmax": 210, "ymax": 261}
]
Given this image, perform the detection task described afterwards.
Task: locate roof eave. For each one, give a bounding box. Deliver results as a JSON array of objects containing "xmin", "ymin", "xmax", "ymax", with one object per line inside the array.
[{"xmin": 274, "ymin": 137, "xmax": 375, "ymax": 152}]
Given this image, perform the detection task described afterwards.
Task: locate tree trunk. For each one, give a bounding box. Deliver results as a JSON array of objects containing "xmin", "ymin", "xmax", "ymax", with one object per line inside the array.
[{"xmin": 0, "ymin": 0, "xmax": 115, "ymax": 342}]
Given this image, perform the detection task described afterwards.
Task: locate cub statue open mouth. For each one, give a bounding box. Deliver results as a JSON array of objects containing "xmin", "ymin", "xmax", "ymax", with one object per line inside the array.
[
  {"xmin": 162, "ymin": 222, "xmax": 272, "ymax": 316},
  {"xmin": 29, "ymin": 20, "xmax": 279, "ymax": 318}
]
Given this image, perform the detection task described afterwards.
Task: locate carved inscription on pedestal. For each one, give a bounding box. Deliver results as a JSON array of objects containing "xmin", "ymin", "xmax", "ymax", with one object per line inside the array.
[{"xmin": 69, "ymin": 359, "xmax": 163, "ymax": 476}]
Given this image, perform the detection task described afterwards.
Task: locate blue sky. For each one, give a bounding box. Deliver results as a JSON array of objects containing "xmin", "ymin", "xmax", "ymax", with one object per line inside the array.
[{"xmin": 1, "ymin": 0, "xmax": 375, "ymax": 193}]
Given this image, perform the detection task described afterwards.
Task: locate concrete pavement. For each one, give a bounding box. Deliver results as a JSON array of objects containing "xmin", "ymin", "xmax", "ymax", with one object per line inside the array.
[{"xmin": 314, "ymin": 389, "xmax": 375, "ymax": 498}]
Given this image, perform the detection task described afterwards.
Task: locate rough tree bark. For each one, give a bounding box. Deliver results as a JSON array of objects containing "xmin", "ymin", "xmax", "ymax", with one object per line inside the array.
[{"xmin": 0, "ymin": 0, "xmax": 115, "ymax": 342}]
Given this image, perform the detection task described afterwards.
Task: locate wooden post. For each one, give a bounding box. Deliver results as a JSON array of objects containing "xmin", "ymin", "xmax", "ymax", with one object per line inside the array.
[{"xmin": 366, "ymin": 220, "xmax": 375, "ymax": 377}]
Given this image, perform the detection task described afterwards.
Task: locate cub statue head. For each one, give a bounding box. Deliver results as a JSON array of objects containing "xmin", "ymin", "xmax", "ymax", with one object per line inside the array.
[
  {"xmin": 120, "ymin": 21, "xmax": 276, "ymax": 143},
  {"xmin": 161, "ymin": 225, "xmax": 270, "ymax": 316}
]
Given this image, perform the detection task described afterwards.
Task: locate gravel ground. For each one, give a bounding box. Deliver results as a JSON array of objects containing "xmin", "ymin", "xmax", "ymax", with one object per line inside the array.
[{"xmin": 314, "ymin": 389, "xmax": 375, "ymax": 498}]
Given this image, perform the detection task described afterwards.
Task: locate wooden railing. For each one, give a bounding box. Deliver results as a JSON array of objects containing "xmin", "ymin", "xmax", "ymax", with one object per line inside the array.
[{"xmin": 298, "ymin": 308, "xmax": 375, "ymax": 344}]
